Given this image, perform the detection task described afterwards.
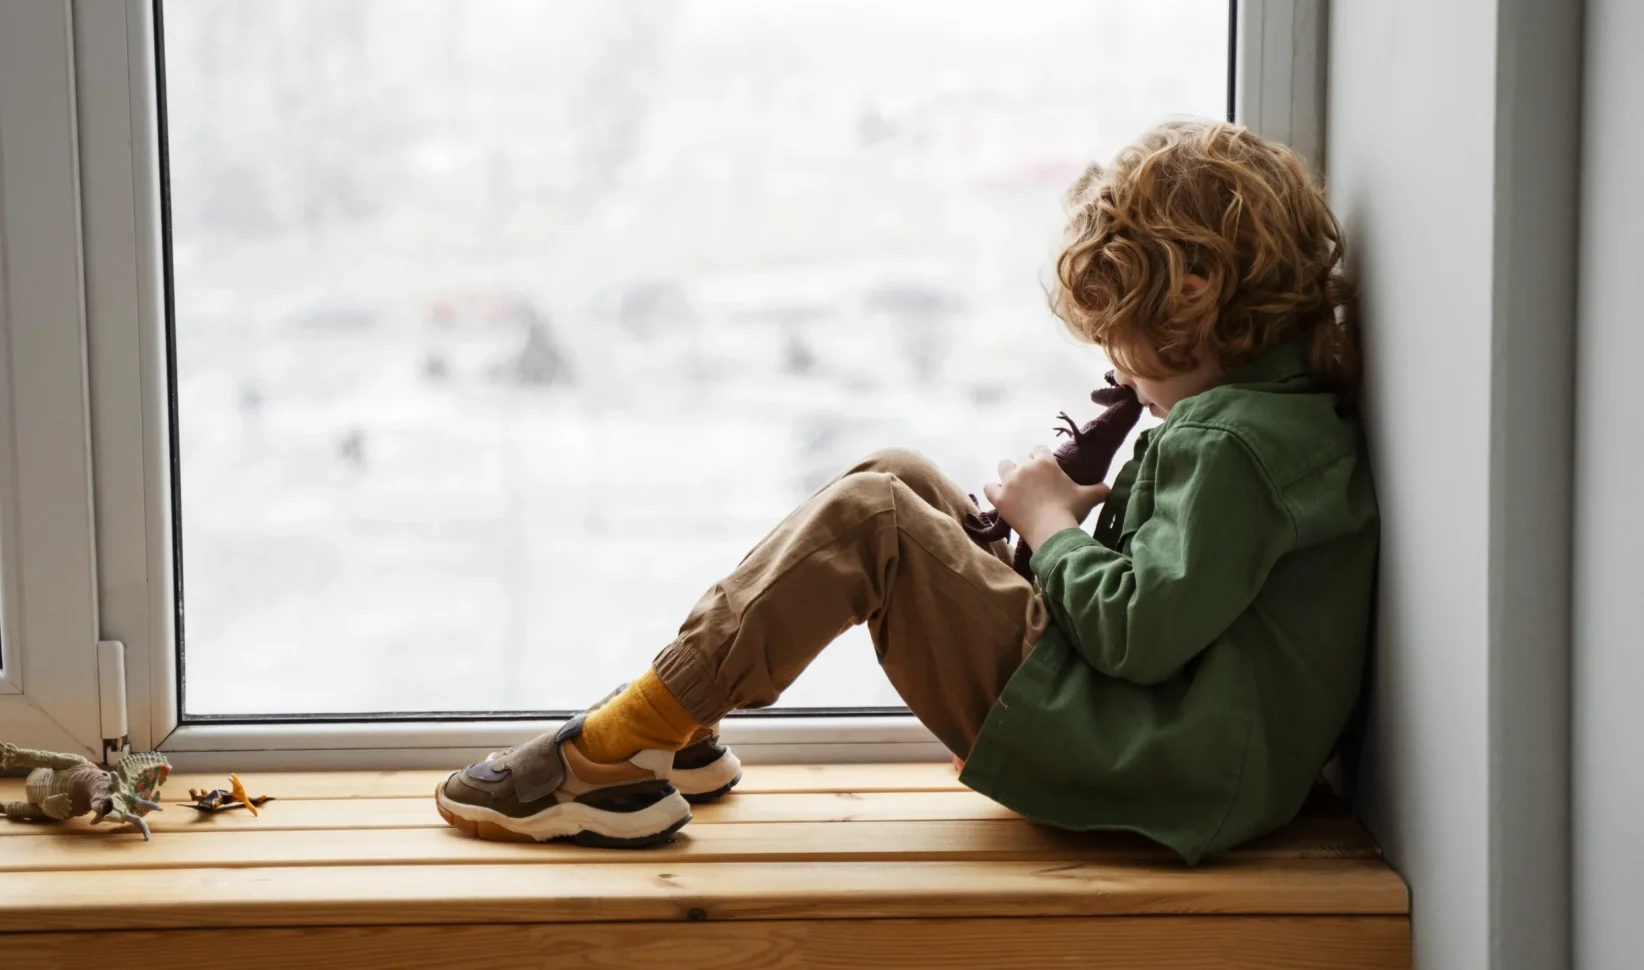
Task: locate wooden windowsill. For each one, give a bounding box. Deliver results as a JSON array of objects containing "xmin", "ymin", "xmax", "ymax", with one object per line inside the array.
[{"xmin": 0, "ymin": 763, "xmax": 1409, "ymax": 968}]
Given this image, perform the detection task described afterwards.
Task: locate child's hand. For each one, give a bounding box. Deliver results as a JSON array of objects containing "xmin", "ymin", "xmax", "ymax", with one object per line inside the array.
[{"xmin": 983, "ymin": 445, "xmax": 1111, "ymax": 551}]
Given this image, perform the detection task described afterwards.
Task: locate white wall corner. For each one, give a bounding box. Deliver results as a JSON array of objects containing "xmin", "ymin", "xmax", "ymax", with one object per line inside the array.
[
  {"xmin": 1328, "ymin": 0, "xmax": 1580, "ymax": 967},
  {"xmin": 1486, "ymin": 0, "xmax": 1581, "ymax": 967},
  {"xmin": 1572, "ymin": 1, "xmax": 1644, "ymax": 969}
]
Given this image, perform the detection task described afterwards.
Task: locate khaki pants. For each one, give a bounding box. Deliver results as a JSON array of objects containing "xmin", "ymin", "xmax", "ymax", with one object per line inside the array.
[{"xmin": 653, "ymin": 449, "xmax": 1049, "ymax": 757}]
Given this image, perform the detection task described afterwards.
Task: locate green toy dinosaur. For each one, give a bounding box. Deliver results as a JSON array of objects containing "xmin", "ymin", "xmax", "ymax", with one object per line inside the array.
[{"xmin": 1, "ymin": 742, "xmax": 170, "ymax": 840}]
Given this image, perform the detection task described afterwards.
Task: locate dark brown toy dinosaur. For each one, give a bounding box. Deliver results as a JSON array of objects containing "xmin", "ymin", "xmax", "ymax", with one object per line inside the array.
[{"xmin": 965, "ymin": 371, "xmax": 1144, "ymax": 580}]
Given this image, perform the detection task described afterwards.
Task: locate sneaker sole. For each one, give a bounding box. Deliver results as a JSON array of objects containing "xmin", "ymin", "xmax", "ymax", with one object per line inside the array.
[
  {"xmin": 682, "ymin": 773, "xmax": 742, "ymax": 805},
  {"xmin": 674, "ymin": 748, "xmax": 744, "ymax": 803},
  {"xmin": 435, "ymin": 784, "xmax": 692, "ymax": 847}
]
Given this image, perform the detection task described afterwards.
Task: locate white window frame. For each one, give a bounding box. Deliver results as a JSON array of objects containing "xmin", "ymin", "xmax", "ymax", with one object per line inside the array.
[
  {"xmin": 1236, "ymin": 0, "xmax": 1328, "ymax": 170},
  {"xmin": 0, "ymin": 0, "xmax": 110, "ymax": 758},
  {"xmin": 9, "ymin": 0, "xmax": 1325, "ymax": 771}
]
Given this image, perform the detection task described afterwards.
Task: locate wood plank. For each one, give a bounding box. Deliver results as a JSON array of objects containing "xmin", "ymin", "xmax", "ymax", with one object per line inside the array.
[
  {"xmin": 0, "ymin": 790, "xmax": 1019, "ymax": 837},
  {"xmin": 2, "ymin": 916, "xmax": 1412, "ymax": 970},
  {"xmin": 0, "ymin": 816, "xmax": 1377, "ymax": 873},
  {"xmin": 0, "ymin": 859, "xmax": 1410, "ymax": 932},
  {"xmin": 2, "ymin": 762, "xmax": 970, "ymax": 802}
]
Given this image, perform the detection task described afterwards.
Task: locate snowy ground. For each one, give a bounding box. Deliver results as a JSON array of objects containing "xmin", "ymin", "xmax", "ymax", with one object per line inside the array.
[{"xmin": 163, "ymin": 0, "xmax": 1227, "ymax": 715}]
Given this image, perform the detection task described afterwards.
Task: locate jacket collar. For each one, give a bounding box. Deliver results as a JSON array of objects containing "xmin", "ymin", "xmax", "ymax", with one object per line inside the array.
[{"xmin": 1226, "ymin": 339, "xmax": 1312, "ymax": 390}]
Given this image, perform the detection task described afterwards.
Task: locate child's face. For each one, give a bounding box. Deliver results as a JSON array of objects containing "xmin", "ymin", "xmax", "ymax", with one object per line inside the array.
[
  {"xmin": 1110, "ymin": 273, "xmax": 1223, "ymax": 418},
  {"xmin": 1114, "ymin": 354, "xmax": 1223, "ymax": 419}
]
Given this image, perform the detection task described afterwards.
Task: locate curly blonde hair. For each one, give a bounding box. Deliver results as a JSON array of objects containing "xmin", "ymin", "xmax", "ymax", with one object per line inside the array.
[{"xmin": 1051, "ymin": 120, "xmax": 1358, "ymax": 398}]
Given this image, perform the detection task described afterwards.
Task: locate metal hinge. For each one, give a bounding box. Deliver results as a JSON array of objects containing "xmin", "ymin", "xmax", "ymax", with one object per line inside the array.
[{"xmin": 97, "ymin": 640, "xmax": 130, "ymax": 765}]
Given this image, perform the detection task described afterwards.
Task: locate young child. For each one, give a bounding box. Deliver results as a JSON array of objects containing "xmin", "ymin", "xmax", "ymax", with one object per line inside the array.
[{"xmin": 435, "ymin": 119, "xmax": 1377, "ymax": 864}]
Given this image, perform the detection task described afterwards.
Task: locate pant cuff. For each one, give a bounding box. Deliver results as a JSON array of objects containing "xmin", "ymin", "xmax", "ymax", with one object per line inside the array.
[{"xmin": 652, "ymin": 639, "xmax": 736, "ymax": 725}]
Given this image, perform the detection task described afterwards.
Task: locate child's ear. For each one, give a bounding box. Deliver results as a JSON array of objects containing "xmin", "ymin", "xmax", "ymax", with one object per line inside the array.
[{"xmin": 1182, "ymin": 274, "xmax": 1210, "ymax": 298}]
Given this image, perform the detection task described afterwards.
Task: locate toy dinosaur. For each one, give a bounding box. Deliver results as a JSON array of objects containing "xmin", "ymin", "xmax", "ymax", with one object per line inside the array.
[
  {"xmin": 183, "ymin": 774, "xmax": 272, "ymax": 815},
  {"xmin": 965, "ymin": 371, "xmax": 1144, "ymax": 580},
  {"xmin": 1, "ymin": 742, "xmax": 170, "ymax": 840}
]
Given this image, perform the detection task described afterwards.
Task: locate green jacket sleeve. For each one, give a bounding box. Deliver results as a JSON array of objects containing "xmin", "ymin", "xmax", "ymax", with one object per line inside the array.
[{"xmin": 1028, "ymin": 424, "xmax": 1295, "ymax": 686}]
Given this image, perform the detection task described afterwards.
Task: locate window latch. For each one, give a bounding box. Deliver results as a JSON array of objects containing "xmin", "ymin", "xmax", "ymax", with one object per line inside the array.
[{"xmin": 97, "ymin": 640, "xmax": 129, "ymax": 765}]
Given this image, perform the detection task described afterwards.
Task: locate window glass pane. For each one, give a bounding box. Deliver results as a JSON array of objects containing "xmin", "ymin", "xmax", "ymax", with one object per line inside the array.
[{"xmin": 161, "ymin": 0, "xmax": 1228, "ymax": 716}]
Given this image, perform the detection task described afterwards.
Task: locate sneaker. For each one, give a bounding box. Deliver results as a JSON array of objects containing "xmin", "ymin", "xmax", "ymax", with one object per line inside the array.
[
  {"xmin": 673, "ymin": 725, "xmax": 743, "ymax": 804},
  {"xmin": 435, "ymin": 715, "xmax": 691, "ymax": 847},
  {"xmin": 589, "ymin": 683, "xmax": 743, "ymax": 803}
]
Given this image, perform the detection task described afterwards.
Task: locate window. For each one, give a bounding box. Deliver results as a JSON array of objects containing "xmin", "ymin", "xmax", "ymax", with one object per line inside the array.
[
  {"xmin": 0, "ymin": 0, "xmax": 108, "ymax": 755},
  {"xmin": 1, "ymin": 0, "xmax": 1321, "ymax": 764},
  {"xmin": 159, "ymin": 0, "xmax": 1228, "ymax": 720}
]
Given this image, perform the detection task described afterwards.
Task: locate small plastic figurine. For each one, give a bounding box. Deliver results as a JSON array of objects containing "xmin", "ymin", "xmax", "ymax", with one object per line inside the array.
[
  {"xmin": 964, "ymin": 371, "xmax": 1144, "ymax": 579},
  {"xmin": 182, "ymin": 773, "xmax": 272, "ymax": 815},
  {"xmin": 1, "ymin": 742, "xmax": 169, "ymax": 840}
]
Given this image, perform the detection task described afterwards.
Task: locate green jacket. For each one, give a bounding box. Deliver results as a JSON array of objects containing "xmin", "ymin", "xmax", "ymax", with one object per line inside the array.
[{"xmin": 960, "ymin": 341, "xmax": 1378, "ymax": 864}]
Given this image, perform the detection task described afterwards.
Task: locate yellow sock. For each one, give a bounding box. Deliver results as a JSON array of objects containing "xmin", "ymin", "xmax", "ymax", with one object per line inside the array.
[{"xmin": 575, "ymin": 668, "xmax": 701, "ymax": 764}]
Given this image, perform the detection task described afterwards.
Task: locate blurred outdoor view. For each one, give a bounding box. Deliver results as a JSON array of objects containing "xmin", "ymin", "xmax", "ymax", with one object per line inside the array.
[{"xmin": 163, "ymin": 0, "xmax": 1228, "ymax": 716}]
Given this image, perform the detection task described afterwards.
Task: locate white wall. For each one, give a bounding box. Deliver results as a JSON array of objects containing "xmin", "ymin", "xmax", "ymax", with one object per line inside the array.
[
  {"xmin": 1327, "ymin": 0, "xmax": 1580, "ymax": 968},
  {"xmin": 1572, "ymin": 1, "xmax": 1644, "ymax": 968},
  {"xmin": 1328, "ymin": 1, "xmax": 1496, "ymax": 962}
]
